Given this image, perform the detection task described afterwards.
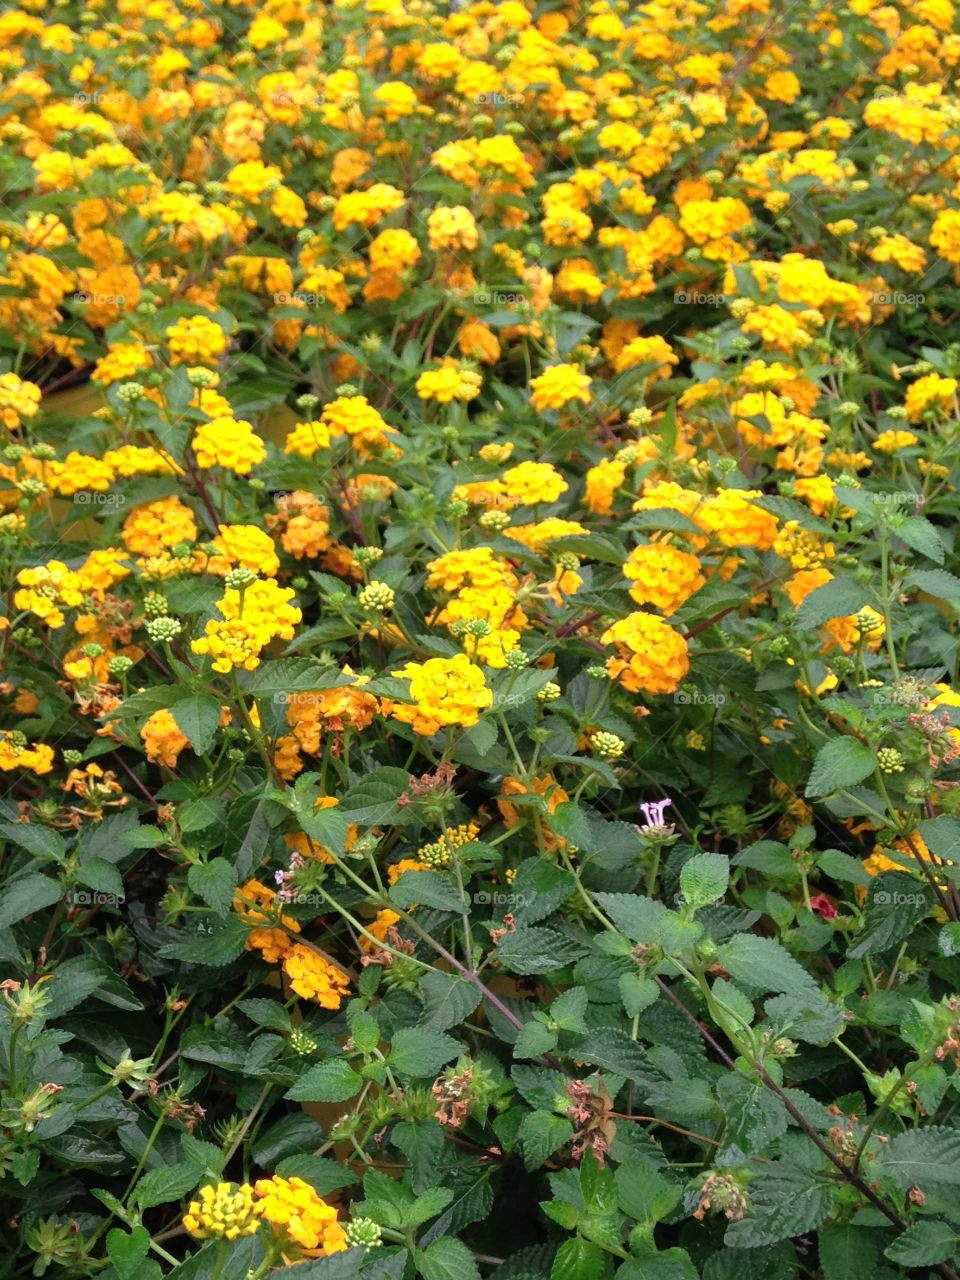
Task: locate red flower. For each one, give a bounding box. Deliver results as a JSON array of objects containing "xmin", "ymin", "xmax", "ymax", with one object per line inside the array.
[{"xmin": 809, "ymin": 892, "xmax": 838, "ymax": 919}]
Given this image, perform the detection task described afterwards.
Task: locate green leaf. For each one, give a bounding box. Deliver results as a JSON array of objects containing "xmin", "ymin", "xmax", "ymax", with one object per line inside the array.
[
  {"xmin": 134, "ymin": 1162, "xmax": 204, "ymax": 1209},
  {"xmin": 494, "ymin": 927, "xmax": 590, "ymax": 975},
  {"xmin": 885, "ymin": 1220, "xmax": 956, "ymax": 1266},
  {"xmin": 618, "ymin": 1249, "xmax": 699, "ymax": 1280},
  {"xmin": 550, "ymin": 987, "xmax": 589, "ymax": 1031},
  {"xmin": 568, "ymin": 1027, "xmax": 653, "ymax": 1084},
  {"xmin": 879, "ymin": 1126, "xmax": 960, "ymax": 1188},
  {"xmin": 513, "ymin": 1020, "xmax": 558, "ymax": 1059},
  {"xmin": 716, "ymin": 1075, "xmax": 787, "ymax": 1154},
  {"xmin": 592, "ymin": 893, "xmax": 665, "ymax": 942},
  {"xmin": 717, "ymin": 934, "xmax": 820, "ymax": 997},
  {"xmin": 0, "ymin": 822, "xmax": 66, "ymax": 862},
  {"xmin": 615, "ymin": 1165, "xmax": 681, "ymax": 1226},
  {"xmin": 550, "ymin": 1237, "xmax": 604, "ymax": 1280},
  {"xmin": 619, "ymin": 973, "xmax": 659, "ymax": 1018},
  {"xmin": 388, "ymin": 1027, "xmax": 460, "ymax": 1078},
  {"xmin": 339, "ymin": 767, "xmax": 410, "ymax": 825},
  {"xmin": 389, "ymin": 871, "xmax": 465, "ymax": 912},
  {"xmin": 75, "ymin": 858, "xmax": 125, "ymax": 899},
  {"xmin": 725, "ymin": 1166, "xmax": 834, "ymax": 1246},
  {"xmin": 679, "ymin": 852, "xmax": 729, "ymax": 908},
  {"xmin": 795, "ymin": 577, "xmax": 869, "ymax": 630},
  {"xmin": 495, "ymin": 667, "xmax": 557, "ymax": 710},
  {"xmin": 167, "ymin": 1237, "xmax": 264, "ymax": 1279},
  {"xmin": 159, "ymin": 914, "xmax": 249, "ymax": 966},
  {"xmin": 806, "ymin": 738, "xmax": 878, "ymax": 797},
  {"xmin": 0, "ymin": 872, "xmax": 62, "ymax": 927},
  {"xmin": 188, "ymin": 858, "xmax": 237, "ymax": 913},
  {"xmin": 407, "ymin": 1187, "xmax": 454, "ymax": 1228},
  {"xmin": 519, "ymin": 1110, "xmax": 573, "ymax": 1170},
  {"xmin": 285, "ymin": 1059, "xmax": 364, "ymax": 1103},
  {"xmin": 848, "ymin": 872, "xmax": 932, "ymax": 958},
  {"xmin": 170, "ymin": 694, "xmax": 222, "ymax": 755},
  {"xmin": 511, "ymin": 860, "xmax": 576, "ymax": 925},
  {"xmin": 417, "ymin": 1237, "xmax": 481, "ymax": 1280},
  {"xmin": 764, "ymin": 992, "xmax": 844, "ymax": 1045},
  {"xmin": 43, "ymin": 955, "xmax": 142, "ymax": 1016},
  {"xmin": 898, "ymin": 516, "xmax": 945, "ymax": 564},
  {"xmin": 733, "ymin": 841, "xmax": 795, "ymax": 877},
  {"xmin": 242, "ymin": 658, "xmax": 343, "ymax": 696},
  {"xmin": 816, "ymin": 848, "xmax": 873, "ymax": 887},
  {"xmin": 417, "ymin": 972, "xmax": 481, "ymax": 1030},
  {"xmin": 909, "ymin": 567, "xmax": 960, "ymax": 602},
  {"xmin": 106, "ymin": 1227, "xmax": 155, "ymax": 1280},
  {"xmin": 817, "ymin": 1222, "xmax": 879, "ymax": 1280}
]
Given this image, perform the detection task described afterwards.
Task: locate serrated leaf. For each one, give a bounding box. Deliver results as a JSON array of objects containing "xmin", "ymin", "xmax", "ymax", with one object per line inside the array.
[
  {"xmin": 170, "ymin": 694, "xmax": 222, "ymax": 755},
  {"xmin": 519, "ymin": 1110, "xmax": 574, "ymax": 1171},
  {"xmin": 417, "ymin": 1237, "xmax": 481, "ymax": 1280},
  {"xmin": 716, "ymin": 1074, "xmax": 787, "ymax": 1153},
  {"xmin": 898, "ymin": 516, "xmax": 945, "ymax": 564},
  {"xmin": 417, "ymin": 972, "xmax": 481, "ymax": 1030},
  {"xmin": 884, "ymin": 1220, "xmax": 956, "ymax": 1266},
  {"xmin": 718, "ymin": 933, "xmax": 819, "ymax": 997},
  {"xmin": 679, "ymin": 853, "xmax": 729, "ymax": 908},
  {"xmin": 725, "ymin": 1167, "xmax": 834, "ymax": 1247},
  {"xmin": 806, "ymin": 738, "xmax": 877, "ymax": 797},
  {"xmin": 593, "ymin": 893, "xmax": 665, "ymax": 942},
  {"xmin": 0, "ymin": 822, "xmax": 66, "ymax": 862},
  {"xmin": 285, "ymin": 1059, "xmax": 364, "ymax": 1103},
  {"xmin": 514, "ymin": 1020, "xmax": 558, "ymax": 1059},
  {"xmin": 818, "ymin": 1222, "xmax": 879, "ymax": 1280},
  {"xmin": 0, "ymin": 872, "xmax": 62, "ymax": 927},
  {"xmin": 494, "ymin": 927, "xmax": 589, "ymax": 975},
  {"xmin": 339, "ymin": 767, "xmax": 410, "ymax": 825},
  {"xmin": 569, "ymin": 1027, "xmax": 654, "ymax": 1084},
  {"xmin": 909, "ymin": 568, "xmax": 960, "ymax": 602},
  {"xmin": 389, "ymin": 870, "xmax": 465, "ymax": 912},
  {"xmin": 188, "ymin": 858, "xmax": 237, "ymax": 913},
  {"xmin": 795, "ymin": 577, "xmax": 870, "ymax": 630},
  {"xmin": 550, "ymin": 1237, "xmax": 603, "ymax": 1280},
  {"xmin": 880, "ymin": 1126, "xmax": 960, "ymax": 1188},
  {"xmin": 159, "ymin": 915, "xmax": 249, "ymax": 966},
  {"xmin": 816, "ymin": 848, "xmax": 873, "ymax": 887},
  {"xmin": 388, "ymin": 1028, "xmax": 460, "ymax": 1078},
  {"xmin": 134, "ymin": 1161, "xmax": 204, "ymax": 1209}
]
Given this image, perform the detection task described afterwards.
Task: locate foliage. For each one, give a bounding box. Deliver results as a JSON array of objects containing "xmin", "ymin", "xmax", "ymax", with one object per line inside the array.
[{"xmin": 3, "ymin": 1, "xmax": 960, "ymax": 1279}]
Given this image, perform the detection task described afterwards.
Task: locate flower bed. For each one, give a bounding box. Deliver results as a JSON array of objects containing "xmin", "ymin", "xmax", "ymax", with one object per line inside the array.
[{"xmin": 3, "ymin": 1, "xmax": 960, "ymax": 1278}]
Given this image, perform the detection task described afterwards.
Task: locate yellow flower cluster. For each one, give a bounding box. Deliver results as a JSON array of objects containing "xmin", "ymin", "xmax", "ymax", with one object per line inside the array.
[
  {"xmin": 193, "ymin": 418, "xmax": 266, "ymax": 475},
  {"xmin": 192, "ymin": 579, "xmax": 302, "ymax": 673},
  {"xmin": 602, "ymin": 612, "xmax": 690, "ymax": 696},
  {"xmin": 391, "ymin": 654, "xmax": 493, "ymax": 735}
]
